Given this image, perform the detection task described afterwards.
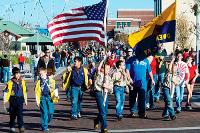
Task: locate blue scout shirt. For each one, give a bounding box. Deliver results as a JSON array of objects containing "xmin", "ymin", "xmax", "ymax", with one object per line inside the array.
[
  {"xmin": 40, "ymin": 78, "xmax": 50, "ymax": 97},
  {"xmin": 12, "ymin": 81, "xmax": 23, "ymax": 97},
  {"xmin": 70, "ymin": 66, "xmax": 85, "ymax": 87},
  {"xmin": 126, "ymin": 57, "xmax": 151, "ymax": 89}
]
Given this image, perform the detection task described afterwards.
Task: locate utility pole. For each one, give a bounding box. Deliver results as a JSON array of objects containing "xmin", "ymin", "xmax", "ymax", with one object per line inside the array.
[
  {"xmin": 196, "ymin": 11, "xmax": 199, "ymax": 66},
  {"xmin": 36, "ymin": 0, "xmax": 40, "ymax": 54},
  {"xmin": 193, "ymin": 1, "xmax": 200, "ymax": 66}
]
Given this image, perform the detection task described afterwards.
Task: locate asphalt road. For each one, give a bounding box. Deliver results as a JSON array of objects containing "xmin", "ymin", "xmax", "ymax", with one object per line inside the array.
[{"xmin": 1, "ymin": 75, "xmax": 200, "ymax": 133}]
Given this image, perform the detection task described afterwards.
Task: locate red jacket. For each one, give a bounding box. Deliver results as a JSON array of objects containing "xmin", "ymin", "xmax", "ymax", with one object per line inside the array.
[{"xmin": 18, "ymin": 56, "xmax": 25, "ymax": 63}]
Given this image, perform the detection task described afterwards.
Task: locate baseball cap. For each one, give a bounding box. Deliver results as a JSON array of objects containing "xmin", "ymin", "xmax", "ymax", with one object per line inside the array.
[{"xmin": 127, "ymin": 48, "xmax": 133, "ymax": 52}]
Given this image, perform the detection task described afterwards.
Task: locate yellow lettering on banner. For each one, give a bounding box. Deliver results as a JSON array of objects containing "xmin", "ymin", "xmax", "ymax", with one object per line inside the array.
[
  {"xmin": 156, "ymin": 33, "xmax": 171, "ymax": 41},
  {"xmin": 156, "ymin": 35, "xmax": 162, "ymax": 41},
  {"xmin": 163, "ymin": 34, "xmax": 167, "ymax": 39},
  {"xmin": 167, "ymin": 33, "xmax": 170, "ymax": 39}
]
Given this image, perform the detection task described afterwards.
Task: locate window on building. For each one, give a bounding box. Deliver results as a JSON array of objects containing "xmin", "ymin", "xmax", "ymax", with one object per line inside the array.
[
  {"xmin": 108, "ymin": 21, "xmax": 112, "ymax": 25},
  {"xmin": 127, "ymin": 22, "xmax": 131, "ymax": 27},
  {"xmin": 116, "ymin": 21, "xmax": 131, "ymax": 28},
  {"xmin": 116, "ymin": 22, "xmax": 121, "ymax": 28}
]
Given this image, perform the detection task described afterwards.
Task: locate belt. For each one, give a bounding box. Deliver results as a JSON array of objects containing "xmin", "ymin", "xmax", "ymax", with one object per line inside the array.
[{"xmin": 114, "ymin": 85, "xmax": 126, "ymax": 88}]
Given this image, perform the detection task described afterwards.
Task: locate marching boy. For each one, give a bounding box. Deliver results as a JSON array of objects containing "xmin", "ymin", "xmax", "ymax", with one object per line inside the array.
[
  {"xmin": 162, "ymin": 57, "xmax": 176, "ymax": 121},
  {"xmin": 112, "ymin": 60, "xmax": 132, "ymax": 120},
  {"xmin": 3, "ymin": 67, "xmax": 27, "ymax": 133},
  {"xmin": 93, "ymin": 55, "xmax": 113, "ymax": 133},
  {"xmin": 35, "ymin": 67, "xmax": 59, "ymax": 132}
]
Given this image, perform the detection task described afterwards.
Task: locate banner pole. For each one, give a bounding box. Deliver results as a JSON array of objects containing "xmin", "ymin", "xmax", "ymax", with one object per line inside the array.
[{"xmin": 173, "ymin": 0, "xmax": 177, "ymax": 55}]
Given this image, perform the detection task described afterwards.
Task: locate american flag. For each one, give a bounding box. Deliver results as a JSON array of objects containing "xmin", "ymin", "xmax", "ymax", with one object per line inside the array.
[
  {"xmin": 177, "ymin": 61, "xmax": 189, "ymax": 82},
  {"xmin": 48, "ymin": 0, "xmax": 107, "ymax": 46}
]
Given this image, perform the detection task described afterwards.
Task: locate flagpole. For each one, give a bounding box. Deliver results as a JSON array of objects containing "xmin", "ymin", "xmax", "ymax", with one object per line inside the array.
[
  {"xmin": 171, "ymin": 0, "xmax": 177, "ymax": 98},
  {"xmin": 103, "ymin": 0, "xmax": 109, "ymax": 106},
  {"xmin": 104, "ymin": 0, "xmax": 108, "ymax": 49}
]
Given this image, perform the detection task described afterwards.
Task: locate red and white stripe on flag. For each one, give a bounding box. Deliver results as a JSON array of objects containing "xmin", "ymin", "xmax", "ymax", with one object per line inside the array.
[{"xmin": 47, "ymin": 1, "xmax": 106, "ymax": 46}]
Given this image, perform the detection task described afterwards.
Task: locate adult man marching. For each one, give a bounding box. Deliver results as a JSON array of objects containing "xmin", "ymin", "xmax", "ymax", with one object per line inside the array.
[
  {"xmin": 127, "ymin": 50, "xmax": 155, "ymax": 118},
  {"xmin": 37, "ymin": 49, "xmax": 56, "ymax": 77}
]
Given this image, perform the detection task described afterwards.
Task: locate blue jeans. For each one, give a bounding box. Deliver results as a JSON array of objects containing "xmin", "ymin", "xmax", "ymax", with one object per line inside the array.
[
  {"xmin": 71, "ymin": 86, "xmax": 83, "ymax": 117},
  {"xmin": 19, "ymin": 63, "xmax": 24, "ymax": 70},
  {"xmin": 146, "ymin": 74, "xmax": 158, "ymax": 107},
  {"xmin": 55, "ymin": 58, "xmax": 60, "ymax": 69},
  {"xmin": 3, "ymin": 67, "xmax": 11, "ymax": 83},
  {"xmin": 0, "ymin": 67, "xmax": 2, "ymax": 82},
  {"xmin": 34, "ymin": 67, "xmax": 38, "ymax": 82},
  {"xmin": 60, "ymin": 58, "xmax": 67, "ymax": 67},
  {"xmin": 40, "ymin": 96, "xmax": 54, "ymax": 131},
  {"xmin": 175, "ymin": 81, "xmax": 185, "ymax": 111},
  {"xmin": 66, "ymin": 87, "xmax": 71, "ymax": 101},
  {"xmin": 129, "ymin": 86, "xmax": 146, "ymax": 116},
  {"xmin": 83, "ymin": 57, "xmax": 87, "ymax": 65},
  {"xmin": 162, "ymin": 87, "xmax": 175, "ymax": 117},
  {"xmin": 95, "ymin": 91, "xmax": 108, "ymax": 130},
  {"xmin": 114, "ymin": 86, "xmax": 125, "ymax": 117},
  {"xmin": 155, "ymin": 73, "xmax": 165, "ymax": 100}
]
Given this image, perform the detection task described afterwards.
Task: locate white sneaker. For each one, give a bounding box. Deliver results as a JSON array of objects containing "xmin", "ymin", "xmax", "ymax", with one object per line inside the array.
[
  {"xmin": 10, "ymin": 128, "xmax": 16, "ymax": 132},
  {"xmin": 77, "ymin": 113, "xmax": 82, "ymax": 118},
  {"xmin": 146, "ymin": 103, "xmax": 150, "ymax": 109}
]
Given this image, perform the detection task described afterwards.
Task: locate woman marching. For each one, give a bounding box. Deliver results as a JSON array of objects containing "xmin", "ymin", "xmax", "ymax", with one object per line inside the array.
[{"xmin": 185, "ymin": 56, "xmax": 199, "ymax": 110}]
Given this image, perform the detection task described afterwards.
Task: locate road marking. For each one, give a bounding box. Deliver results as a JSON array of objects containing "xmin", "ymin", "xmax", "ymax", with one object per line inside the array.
[{"xmin": 55, "ymin": 126, "xmax": 200, "ymax": 133}]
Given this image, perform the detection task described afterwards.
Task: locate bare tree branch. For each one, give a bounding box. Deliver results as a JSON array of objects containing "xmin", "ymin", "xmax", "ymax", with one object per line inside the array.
[
  {"xmin": 0, "ymin": 32, "xmax": 13, "ymax": 53},
  {"xmin": 176, "ymin": 14, "xmax": 193, "ymax": 50}
]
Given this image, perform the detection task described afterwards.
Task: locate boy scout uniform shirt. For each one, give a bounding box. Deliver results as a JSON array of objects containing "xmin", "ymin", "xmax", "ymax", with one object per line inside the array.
[
  {"xmin": 94, "ymin": 72, "xmax": 113, "ymax": 92},
  {"xmin": 113, "ymin": 69, "xmax": 129, "ymax": 87}
]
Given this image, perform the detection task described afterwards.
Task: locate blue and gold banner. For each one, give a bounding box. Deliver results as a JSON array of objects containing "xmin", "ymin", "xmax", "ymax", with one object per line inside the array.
[{"xmin": 128, "ymin": 2, "xmax": 176, "ymax": 56}]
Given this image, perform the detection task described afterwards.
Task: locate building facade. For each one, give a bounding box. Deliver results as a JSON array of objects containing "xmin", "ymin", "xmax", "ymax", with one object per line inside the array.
[
  {"xmin": 107, "ymin": 9, "xmax": 154, "ymax": 37},
  {"xmin": 117, "ymin": 9, "xmax": 154, "ymax": 26}
]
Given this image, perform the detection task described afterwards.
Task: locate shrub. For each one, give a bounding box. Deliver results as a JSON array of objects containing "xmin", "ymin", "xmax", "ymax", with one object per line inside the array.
[
  {"xmin": 25, "ymin": 57, "xmax": 30, "ymax": 64},
  {"xmin": 10, "ymin": 55, "xmax": 18, "ymax": 65}
]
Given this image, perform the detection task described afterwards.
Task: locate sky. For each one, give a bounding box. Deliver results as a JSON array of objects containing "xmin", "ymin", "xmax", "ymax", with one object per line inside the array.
[{"xmin": 0, "ymin": 0, "xmax": 154, "ymax": 27}]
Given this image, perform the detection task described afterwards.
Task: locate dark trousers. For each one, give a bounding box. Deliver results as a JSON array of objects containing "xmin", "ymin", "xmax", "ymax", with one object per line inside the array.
[
  {"xmin": 129, "ymin": 87, "xmax": 146, "ymax": 116},
  {"xmin": 9, "ymin": 96, "xmax": 24, "ymax": 128},
  {"xmin": 19, "ymin": 62, "xmax": 24, "ymax": 70}
]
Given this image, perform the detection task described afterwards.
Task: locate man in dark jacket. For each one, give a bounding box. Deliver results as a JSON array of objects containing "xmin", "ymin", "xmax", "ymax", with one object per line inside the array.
[{"xmin": 37, "ymin": 49, "xmax": 55, "ymax": 77}]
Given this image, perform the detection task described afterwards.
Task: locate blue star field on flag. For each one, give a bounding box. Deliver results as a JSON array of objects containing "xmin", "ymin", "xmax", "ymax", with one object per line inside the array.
[{"xmin": 83, "ymin": 0, "xmax": 107, "ymax": 21}]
